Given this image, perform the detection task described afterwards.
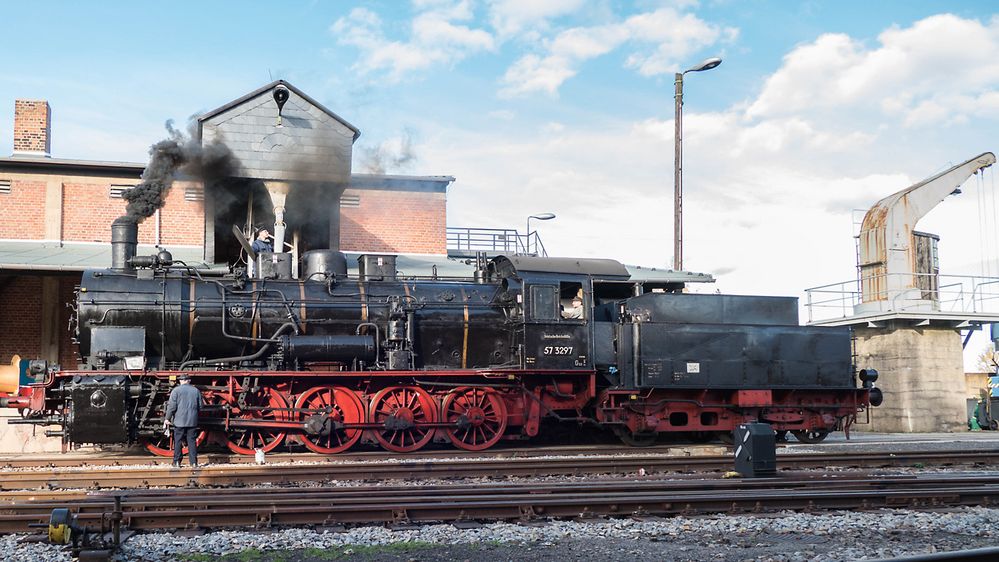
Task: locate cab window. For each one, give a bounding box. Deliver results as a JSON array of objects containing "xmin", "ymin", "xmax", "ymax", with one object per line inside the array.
[
  {"xmin": 529, "ymin": 285, "xmax": 558, "ymax": 321},
  {"xmin": 560, "ymin": 281, "xmax": 585, "ymax": 320}
]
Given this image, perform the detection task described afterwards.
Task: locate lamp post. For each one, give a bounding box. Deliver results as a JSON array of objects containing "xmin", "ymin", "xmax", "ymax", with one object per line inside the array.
[
  {"xmin": 526, "ymin": 213, "xmax": 556, "ymax": 255},
  {"xmin": 674, "ymin": 56, "xmax": 721, "ymax": 272}
]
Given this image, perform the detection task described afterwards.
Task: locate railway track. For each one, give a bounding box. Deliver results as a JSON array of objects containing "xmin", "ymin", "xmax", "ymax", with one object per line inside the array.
[
  {"xmin": 2, "ymin": 449, "xmax": 999, "ymax": 491},
  {"xmin": 3, "ymin": 473, "xmax": 998, "ymax": 534},
  {"xmin": 0, "ymin": 443, "xmax": 720, "ymax": 469}
]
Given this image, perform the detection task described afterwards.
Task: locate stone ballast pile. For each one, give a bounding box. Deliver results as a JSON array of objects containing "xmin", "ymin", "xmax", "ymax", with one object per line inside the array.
[{"xmin": 4, "ymin": 506, "xmax": 999, "ymax": 562}]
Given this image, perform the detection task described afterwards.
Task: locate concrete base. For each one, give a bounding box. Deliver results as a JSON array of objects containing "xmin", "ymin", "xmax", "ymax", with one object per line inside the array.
[
  {"xmin": 0, "ymin": 409, "xmax": 62, "ymax": 453},
  {"xmin": 855, "ymin": 326, "xmax": 967, "ymax": 433}
]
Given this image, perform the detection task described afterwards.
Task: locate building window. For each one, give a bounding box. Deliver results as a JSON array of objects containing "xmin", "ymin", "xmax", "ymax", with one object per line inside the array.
[
  {"xmin": 110, "ymin": 185, "xmax": 135, "ymax": 198},
  {"xmin": 340, "ymin": 194, "xmax": 361, "ymax": 208},
  {"xmin": 184, "ymin": 187, "xmax": 204, "ymax": 201},
  {"xmin": 0, "ymin": 179, "xmax": 10, "ymax": 194}
]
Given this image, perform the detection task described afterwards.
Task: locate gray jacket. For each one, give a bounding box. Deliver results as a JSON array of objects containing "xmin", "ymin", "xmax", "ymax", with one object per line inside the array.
[{"xmin": 165, "ymin": 383, "xmax": 203, "ymax": 428}]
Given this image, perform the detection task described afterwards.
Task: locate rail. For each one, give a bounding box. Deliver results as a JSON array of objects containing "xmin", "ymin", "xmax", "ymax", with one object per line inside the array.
[
  {"xmin": 805, "ymin": 272, "xmax": 999, "ymax": 323},
  {"xmin": 447, "ymin": 227, "xmax": 547, "ymax": 257},
  {"xmin": 4, "ymin": 449, "xmax": 999, "ymax": 491},
  {"xmin": 5, "ymin": 473, "xmax": 999, "ymax": 533}
]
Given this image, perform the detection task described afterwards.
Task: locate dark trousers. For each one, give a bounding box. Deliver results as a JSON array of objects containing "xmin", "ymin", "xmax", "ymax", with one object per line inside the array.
[{"xmin": 173, "ymin": 426, "xmax": 198, "ymax": 465}]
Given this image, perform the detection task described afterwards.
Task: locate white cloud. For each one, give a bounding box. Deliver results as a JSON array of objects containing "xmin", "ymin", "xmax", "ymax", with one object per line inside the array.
[
  {"xmin": 344, "ymin": 12, "xmax": 999, "ymax": 369},
  {"xmin": 331, "ymin": 2, "xmax": 494, "ymax": 81},
  {"xmin": 500, "ymin": 54, "xmax": 578, "ymax": 97},
  {"xmin": 486, "ymin": 109, "xmax": 516, "ymax": 120},
  {"xmin": 422, "ymin": 113, "xmax": 878, "ymax": 294},
  {"xmin": 541, "ymin": 121, "xmax": 565, "ymax": 134},
  {"xmin": 486, "ymin": 0, "xmax": 584, "ymax": 40},
  {"xmin": 423, "ymin": 13, "xmax": 999, "ymax": 310},
  {"xmin": 622, "ymin": 9, "xmax": 737, "ymax": 76},
  {"xmin": 499, "ymin": 7, "xmax": 736, "ymax": 97},
  {"xmin": 746, "ymin": 14, "xmax": 999, "ymax": 128}
]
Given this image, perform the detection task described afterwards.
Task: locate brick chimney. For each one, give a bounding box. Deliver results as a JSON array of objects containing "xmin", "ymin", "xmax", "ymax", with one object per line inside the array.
[{"xmin": 13, "ymin": 99, "xmax": 51, "ymax": 157}]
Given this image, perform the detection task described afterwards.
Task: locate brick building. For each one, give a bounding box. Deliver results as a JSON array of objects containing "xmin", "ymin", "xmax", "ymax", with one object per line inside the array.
[{"xmin": 0, "ymin": 81, "xmax": 453, "ymax": 369}]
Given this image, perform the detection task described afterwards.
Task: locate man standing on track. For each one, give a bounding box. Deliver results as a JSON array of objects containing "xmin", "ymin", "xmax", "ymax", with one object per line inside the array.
[{"xmin": 165, "ymin": 373, "xmax": 203, "ymax": 468}]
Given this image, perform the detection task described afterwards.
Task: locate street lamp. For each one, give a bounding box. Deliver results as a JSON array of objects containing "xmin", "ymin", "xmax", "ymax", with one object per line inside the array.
[
  {"xmin": 526, "ymin": 213, "xmax": 556, "ymax": 255},
  {"xmin": 674, "ymin": 56, "xmax": 721, "ymax": 272}
]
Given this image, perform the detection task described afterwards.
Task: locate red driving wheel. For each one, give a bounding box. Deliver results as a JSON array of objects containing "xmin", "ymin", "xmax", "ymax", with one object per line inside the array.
[
  {"xmin": 223, "ymin": 386, "xmax": 289, "ymax": 455},
  {"xmin": 442, "ymin": 387, "xmax": 507, "ymax": 451},
  {"xmin": 144, "ymin": 390, "xmax": 221, "ymax": 457},
  {"xmin": 369, "ymin": 386, "xmax": 438, "ymax": 452},
  {"xmin": 295, "ymin": 386, "xmax": 365, "ymax": 454},
  {"xmin": 144, "ymin": 429, "xmax": 208, "ymax": 457}
]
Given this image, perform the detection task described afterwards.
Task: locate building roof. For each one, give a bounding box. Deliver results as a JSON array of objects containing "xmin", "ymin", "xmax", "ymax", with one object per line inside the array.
[
  {"xmin": 0, "ymin": 155, "xmax": 144, "ymax": 178},
  {"xmin": 349, "ymin": 174, "xmax": 455, "ymax": 193},
  {"xmin": 0, "ymin": 240, "xmax": 715, "ymax": 284},
  {"xmin": 197, "ymin": 80, "xmax": 361, "ymax": 141},
  {"xmin": 0, "ymin": 240, "xmax": 468, "ymax": 275},
  {"xmin": 0, "ymin": 240, "xmax": 471, "ymax": 277},
  {"xmin": 0, "ymin": 156, "xmax": 453, "ymax": 193},
  {"xmin": 0, "ymin": 240, "xmax": 458, "ymax": 277},
  {"xmin": 0, "ymin": 241, "xmax": 208, "ymax": 272}
]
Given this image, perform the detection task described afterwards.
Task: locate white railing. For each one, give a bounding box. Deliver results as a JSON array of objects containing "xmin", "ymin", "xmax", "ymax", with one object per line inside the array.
[
  {"xmin": 446, "ymin": 227, "xmax": 548, "ymax": 257},
  {"xmin": 804, "ymin": 273, "xmax": 999, "ymax": 323}
]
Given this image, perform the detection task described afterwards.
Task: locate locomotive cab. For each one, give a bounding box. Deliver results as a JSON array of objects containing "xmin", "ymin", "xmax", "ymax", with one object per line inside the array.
[
  {"xmin": 490, "ymin": 255, "xmax": 634, "ymax": 371},
  {"xmin": 521, "ymin": 277, "xmax": 590, "ymax": 370}
]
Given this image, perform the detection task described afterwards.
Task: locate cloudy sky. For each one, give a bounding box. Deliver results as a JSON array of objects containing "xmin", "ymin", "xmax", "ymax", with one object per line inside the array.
[{"xmin": 2, "ymin": 1, "xmax": 997, "ymax": 364}]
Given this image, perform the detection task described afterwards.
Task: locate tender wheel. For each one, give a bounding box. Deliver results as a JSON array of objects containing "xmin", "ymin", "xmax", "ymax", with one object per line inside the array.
[
  {"xmin": 614, "ymin": 427, "xmax": 658, "ymax": 447},
  {"xmin": 442, "ymin": 387, "xmax": 507, "ymax": 451},
  {"xmin": 792, "ymin": 429, "xmax": 830, "ymax": 444},
  {"xmin": 224, "ymin": 386, "xmax": 289, "ymax": 455},
  {"xmin": 144, "ymin": 429, "xmax": 207, "ymax": 457},
  {"xmin": 295, "ymin": 386, "xmax": 365, "ymax": 454},
  {"xmin": 369, "ymin": 386, "xmax": 438, "ymax": 452}
]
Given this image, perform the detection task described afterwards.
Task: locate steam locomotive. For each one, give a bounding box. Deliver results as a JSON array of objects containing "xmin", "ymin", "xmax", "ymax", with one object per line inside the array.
[{"xmin": 0, "ymin": 219, "xmax": 882, "ymax": 455}]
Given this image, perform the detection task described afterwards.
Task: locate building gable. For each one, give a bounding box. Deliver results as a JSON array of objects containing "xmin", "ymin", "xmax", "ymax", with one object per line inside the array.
[{"xmin": 199, "ymin": 81, "xmax": 357, "ymax": 184}]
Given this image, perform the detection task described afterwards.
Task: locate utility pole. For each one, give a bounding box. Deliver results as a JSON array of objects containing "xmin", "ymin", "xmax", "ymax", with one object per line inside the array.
[{"xmin": 673, "ymin": 57, "xmax": 722, "ymax": 272}]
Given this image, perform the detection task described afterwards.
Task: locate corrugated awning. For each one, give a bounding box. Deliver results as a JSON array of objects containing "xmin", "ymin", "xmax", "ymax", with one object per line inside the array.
[
  {"xmin": 0, "ymin": 241, "xmax": 715, "ymax": 285},
  {"xmin": 0, "ymin": 241, "xmax": 208, "ymax": 272},
  {"xmin": 0, "ymin": 242, "xmax": 470, "ymax": 277}
]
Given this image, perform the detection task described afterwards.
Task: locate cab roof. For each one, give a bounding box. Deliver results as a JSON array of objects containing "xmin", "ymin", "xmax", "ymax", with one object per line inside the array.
[{"xmin": 492, "ymin": 255, "xmax": 631, "ymax": 279}]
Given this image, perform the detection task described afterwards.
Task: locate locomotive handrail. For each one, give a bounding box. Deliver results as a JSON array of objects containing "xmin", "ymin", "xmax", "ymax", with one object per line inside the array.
[
  {"xmin": 213, "ymin": 282, "xmax": 301, "ymax": 344},
  {"xmin": 356, "ymin": 322, "xmax": 383, "ymax": 369},
  {"xmin": 179, "ymin": 322, "xmax": 297, "ymax": 370}
]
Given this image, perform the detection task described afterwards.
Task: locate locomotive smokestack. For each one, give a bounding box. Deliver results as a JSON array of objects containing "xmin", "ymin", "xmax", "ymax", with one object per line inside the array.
[{"xmin": 111, "ymin": 217, "xmax": 139, "ymax": 272}]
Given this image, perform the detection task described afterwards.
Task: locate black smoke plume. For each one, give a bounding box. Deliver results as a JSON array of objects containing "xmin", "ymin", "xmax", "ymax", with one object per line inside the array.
[
  {"xmin": 359, "ymin": 128, "xmax": 416, "ymax": 175},
  {"xmin": 119, "ymin": 120, "xmax": 239, "ymax": 223}
]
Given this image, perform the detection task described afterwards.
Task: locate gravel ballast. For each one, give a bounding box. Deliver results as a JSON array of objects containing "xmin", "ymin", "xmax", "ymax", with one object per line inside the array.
[{"xmin": 5, "ymin": 507, "xmax": 999, "ymax": 562}]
